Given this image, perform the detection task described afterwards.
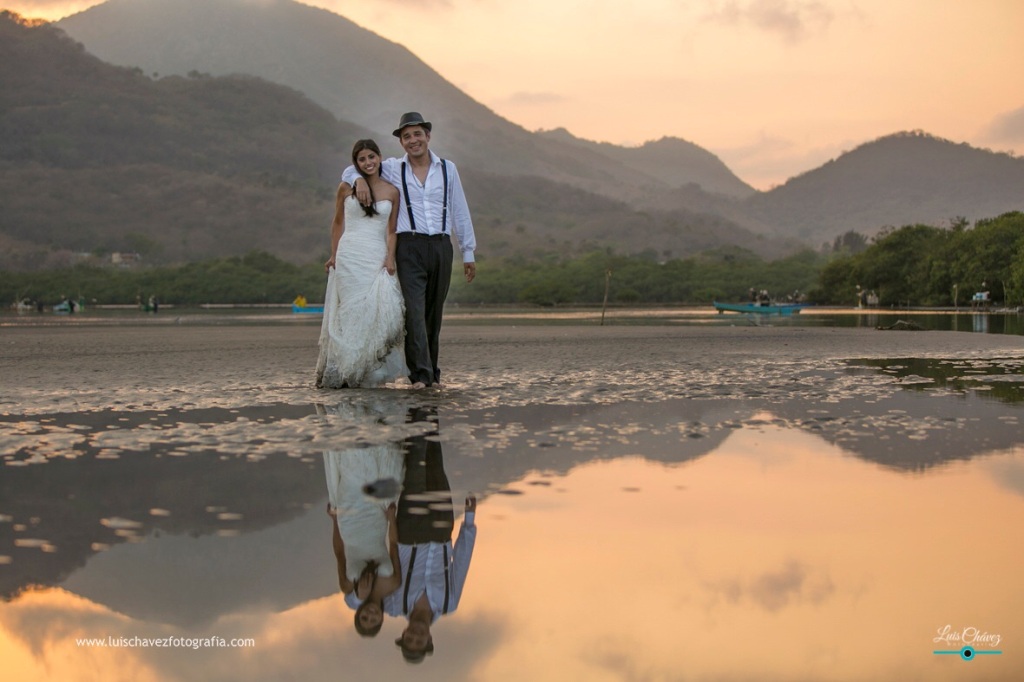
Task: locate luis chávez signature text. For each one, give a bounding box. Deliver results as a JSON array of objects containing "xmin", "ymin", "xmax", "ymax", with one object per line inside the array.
[{"xmin": 934, "ymin": 625, "xmax": 1001, "ymax": 648}]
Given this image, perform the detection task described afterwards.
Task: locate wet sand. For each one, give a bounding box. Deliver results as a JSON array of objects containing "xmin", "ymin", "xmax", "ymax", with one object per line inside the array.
[{"xmin": 3, "ymin": 323, "xmax": 1024, "ymax": 415}]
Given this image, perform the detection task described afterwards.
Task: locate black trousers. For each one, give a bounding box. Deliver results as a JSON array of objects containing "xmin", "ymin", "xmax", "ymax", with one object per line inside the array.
[
  {"xmin": 397, "ymin": 407, "xmax": 454, "ymax": 545},
  {"xmin": 396, "ymin": 233, "xmax": 453, "ymax": 386}
]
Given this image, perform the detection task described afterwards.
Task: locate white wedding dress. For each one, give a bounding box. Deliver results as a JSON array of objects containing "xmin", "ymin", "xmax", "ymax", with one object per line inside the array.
[
  {"xmin": 316, "ymin": 197, "xmax": 407, "ymax": 388},
  {"xmin": 323, "ymin": 446, "xmax": 405, "ymax": 584},
  {"xmin": 316, "ymin": 400, "xmax": 405, "ymax": 609}
]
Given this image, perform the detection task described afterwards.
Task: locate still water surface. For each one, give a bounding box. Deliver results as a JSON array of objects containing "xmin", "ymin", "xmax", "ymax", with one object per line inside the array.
[{"xmin": 1, "ymin": 315, "xmax": 1022, "ymax": 681}]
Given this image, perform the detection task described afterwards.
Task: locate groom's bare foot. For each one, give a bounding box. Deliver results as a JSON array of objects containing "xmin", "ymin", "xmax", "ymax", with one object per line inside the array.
[{"xmin": 410, "ymin": 381, "xmax": 427, "ymax": 390}]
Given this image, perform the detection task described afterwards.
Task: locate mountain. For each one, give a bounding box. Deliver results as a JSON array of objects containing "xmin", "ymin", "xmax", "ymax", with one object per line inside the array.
[
  {"xmin": 0, "ymin": 11, "xmax": 779, "ymax": 269},
  {"xmin": 747, "ymin": 131, "xmax": 1024, "ymax": 244},
  {"xmin": 54, "ymin": 0, "xmax": 742, "ymax": 201},
  {"xmin": 539, "ymin": 128, "xmax": 755, "ymax": 199},
  {"xmin": 56, "ymin": 0, "xmax": 1023, "ymax": 250},
  {"xmin": 462, "ymin": 171, "xmax": 790, "ymax": 262},
  {"xmin": 0, "ymin": 10, "xmax": 368, "ymax": 265},
  {"xmin": 12, "ymin": 0, "xmax": 1021, "ymax": 268}
]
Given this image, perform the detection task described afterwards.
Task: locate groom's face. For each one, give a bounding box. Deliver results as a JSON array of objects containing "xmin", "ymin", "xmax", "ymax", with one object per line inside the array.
[{"xmin": 400, "ymin": 126, "xmax": 430, "ymax": 159}]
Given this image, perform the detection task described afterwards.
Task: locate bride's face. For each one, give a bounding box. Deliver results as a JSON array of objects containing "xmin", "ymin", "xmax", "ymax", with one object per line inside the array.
[{"xmin": 356, "ymin": 149, "xmax": 380, "ymax": 176}]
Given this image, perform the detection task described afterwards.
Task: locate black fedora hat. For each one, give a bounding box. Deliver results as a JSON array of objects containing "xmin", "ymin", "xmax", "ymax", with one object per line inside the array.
[{"xmin": 392, "ymin": 112, "xmax": 432, "ymax": 138}]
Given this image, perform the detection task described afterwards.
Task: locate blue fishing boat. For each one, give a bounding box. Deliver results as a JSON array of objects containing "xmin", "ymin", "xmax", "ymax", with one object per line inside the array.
[
  {"xmin": 713, "ymin": 301, "xmax": 804, "ymax": 315},
  {"xmin": 53, "ymin": 298, "xmax": 85, "ymax": 314}
]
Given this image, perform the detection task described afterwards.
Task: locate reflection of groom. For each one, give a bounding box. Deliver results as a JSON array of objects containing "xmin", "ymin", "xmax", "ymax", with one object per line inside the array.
[
  {"xmin": 344, "ymin": 112, "xmax": 477, "ymax": 388},
  {"xmin": 384, "ymin": 407, "xmax": 478, "ymax": 663}
]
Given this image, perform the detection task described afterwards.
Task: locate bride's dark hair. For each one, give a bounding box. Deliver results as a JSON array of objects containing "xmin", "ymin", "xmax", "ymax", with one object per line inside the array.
[{"xmin": 352, "ymin": 139, "xmax": 382, "ymax": 218}]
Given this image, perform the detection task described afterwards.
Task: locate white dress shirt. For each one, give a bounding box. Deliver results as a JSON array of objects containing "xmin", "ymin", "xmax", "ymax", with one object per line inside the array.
[
  {"xmin": 341, "ymin": 152, "xmax": 476, "ymax": 263},
  {"xmin": 383, "ymin": 512, "xmax": 477, "ymax": 622}
]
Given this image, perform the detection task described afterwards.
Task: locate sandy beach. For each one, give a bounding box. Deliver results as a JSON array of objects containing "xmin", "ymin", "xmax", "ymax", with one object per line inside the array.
[{"xmin": 5, "ymin": 321, "xmax": 1023, "ymax": 413}]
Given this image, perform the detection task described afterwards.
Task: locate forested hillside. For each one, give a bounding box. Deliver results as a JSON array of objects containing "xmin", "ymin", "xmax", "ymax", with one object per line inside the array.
[
  {"xmin": 55, "ymin": 0, "xmax": 1023, "ymax": 250},
  {"xmin": 0, "ymin": 11, "xmax": 373, "ymax": 268},
  {"xmin": 537, "ymin": 128, "xmax": 755, "ymax": 199},
  {"xmin": 748, "ymin": 131, "xmax": 1024, "ymax": 244},
  {"xmin": 6, "ymin": 2, "xmax": 1021, "ymax": 279},
  {"xmin": 2, "ymin": 11, "xmax": 778, "ymax": 271}
]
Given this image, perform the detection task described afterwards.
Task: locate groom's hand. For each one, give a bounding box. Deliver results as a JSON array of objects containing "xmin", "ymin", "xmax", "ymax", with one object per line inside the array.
[
  {"xmin": 353, "ymin": 178, "xmax": 370, "ymax": 205},
  {"xmin": 464, "ymin": 263, "xmax": 476, "ymax": 283}
]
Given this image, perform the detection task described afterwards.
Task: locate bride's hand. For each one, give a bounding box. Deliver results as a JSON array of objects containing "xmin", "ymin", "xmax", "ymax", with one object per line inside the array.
[
  {"xmin": 324, "ymin": 257, "xmax": 335, "ymax": 273},
  {"xmin": 383, "ymin": 256, "xmax": 396, "ymax": 276}
]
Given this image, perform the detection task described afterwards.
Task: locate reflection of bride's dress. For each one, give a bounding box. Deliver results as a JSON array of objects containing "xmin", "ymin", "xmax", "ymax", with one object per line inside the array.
[
  {"xmin": 324, "ymin": 446, "xmax": 405, "ymax": 582},
  {"xmin": 316, "ymin": 197, "xmax": 407, "ymax": 388}
]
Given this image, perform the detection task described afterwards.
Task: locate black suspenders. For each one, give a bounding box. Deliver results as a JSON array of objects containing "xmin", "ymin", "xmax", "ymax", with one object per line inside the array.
[
  {"xmin": 401, "ymin": 545, "xmax": 452, "ymax": 615},
  {"xmin": 400, "ymin": 159, "xmax": 448, "ymax": 234},
  {"xmin": 402, "ymin": 546, "xmax": 418, "ymax": 614},
  {"xmin": 441, "ymin": 159, "xmax": 448, "ymax": 233}
]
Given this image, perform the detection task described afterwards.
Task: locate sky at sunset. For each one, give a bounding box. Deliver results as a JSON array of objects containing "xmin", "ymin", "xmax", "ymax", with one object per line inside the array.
[{"xmin": 6, "ymin": 0, "xmax": 1024, "ymax": 188}]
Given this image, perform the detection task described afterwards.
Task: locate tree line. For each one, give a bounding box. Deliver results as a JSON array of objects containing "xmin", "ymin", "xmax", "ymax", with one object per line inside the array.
[
  {"xmin": 1, "ymin": 251, "xmax": 325, "ymax": 307},
  {"xmin": 815, "ymin": 211, "xmax": 1024, "ymax": 307},
  {"xmin": 2, "ymin": 247, "xmax": 821, "ymax": 308},
  {"xmin": 4, "ymin": 212, "xmax": 1021, "ymax": 309}
]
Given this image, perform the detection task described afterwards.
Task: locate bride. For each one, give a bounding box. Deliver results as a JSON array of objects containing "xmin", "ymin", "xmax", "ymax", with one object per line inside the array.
[
  {"xmin": 318, "ymin": 400, "xmax": 405, "ymax": 636},
  {"xmin": 317, "ymin": 140, "xmax": 408, "ymax": 388}
]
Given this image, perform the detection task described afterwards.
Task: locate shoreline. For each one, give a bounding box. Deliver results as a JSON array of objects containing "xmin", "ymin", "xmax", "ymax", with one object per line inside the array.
[{"xmin": 4, "ymin": 302, "xmax": 1022, "ymax": 317}]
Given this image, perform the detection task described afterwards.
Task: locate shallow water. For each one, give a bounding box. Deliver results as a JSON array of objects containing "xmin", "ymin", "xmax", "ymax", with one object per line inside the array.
[
  {"xmin": 4, "ymin": 305, "xmax": 1024, "ymax": 336},
  {"xmin": 1, "ymin": 319, "xmax": 1022, "ymax": 681}
]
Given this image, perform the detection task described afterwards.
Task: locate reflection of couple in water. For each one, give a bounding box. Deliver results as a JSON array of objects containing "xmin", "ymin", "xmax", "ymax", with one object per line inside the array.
[{"xmin": 322, "ymin": 405, "xmax": 477, "ymax": 663}]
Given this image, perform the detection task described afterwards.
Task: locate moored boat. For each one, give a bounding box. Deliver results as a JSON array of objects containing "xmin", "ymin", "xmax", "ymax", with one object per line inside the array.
[
  {"xmin": 291, "ymin": 294, "xmax": 322, "ymax": 314},
  {"xmin": 53, "ymin": 298, "xmax": 85, "ymax": 314},
  {"xmin": 10, "ymin": 298, "xmax": 35, "ymax": 313},
  {"xmin": 713, "ymin": 301, "xmax": 804, "ymax": 315}
]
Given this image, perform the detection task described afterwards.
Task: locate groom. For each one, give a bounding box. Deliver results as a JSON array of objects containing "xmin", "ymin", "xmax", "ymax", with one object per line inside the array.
[
  {"xmin": 384, "ymin": 407, "xmax": 478, "ymax": 663},
  {"xmin": 344, "ymin": 112, "xmax": 477, "ymax": 389}
]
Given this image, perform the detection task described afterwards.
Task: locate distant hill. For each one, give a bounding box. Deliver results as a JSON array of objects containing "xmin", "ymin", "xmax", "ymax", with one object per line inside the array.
[
  {"xmin": 55, "ymin": 0, "xmax": 745, "ymax": 201},
  {"xmin": 56, "ymin": 0, "xmax": 1024, "ymax": 249},
  {"xmin": 463, "ymin": 171, "xmax": 788, "ymax": 263},
  {"xmin": 539, "ymin": 128, "xmax": 755, "ymax": 199},
  {"xmin": 0, "ymin": 11, "xmax": 778, "ymax": 270},
  {"xmin": 746, "ymin": 131, "xmax": 1024, "ymax": 244},
  {"xmin": 0, "ymin": 10, "xmax": 367, "ymax": 266},
  {"xmin": 10, "ymin": 0, "xmax": 1018, "ymax": 266}
]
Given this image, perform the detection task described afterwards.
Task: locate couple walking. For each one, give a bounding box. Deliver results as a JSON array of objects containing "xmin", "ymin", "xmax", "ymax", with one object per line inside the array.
[{"xmin": 316, "ymin": 112, "xmax": 476, "ymax": 389}]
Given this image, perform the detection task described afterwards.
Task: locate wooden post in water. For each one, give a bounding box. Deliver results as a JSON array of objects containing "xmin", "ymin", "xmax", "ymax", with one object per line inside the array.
[{"xmin": 601, "ymin": 269, "xmax": 611, "ymax": 326}]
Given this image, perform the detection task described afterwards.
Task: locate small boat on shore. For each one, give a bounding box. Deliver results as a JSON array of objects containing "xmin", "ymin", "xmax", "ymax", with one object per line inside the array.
[
  {"xmin": 53, "ymin": 298, "xmax": 85, "ymax": 314},
  {"xmin": 713, "ymin": 301, "xmax": 804, "ymax": 316},
  {"xmin": 291, "ymin": 294, "xmax": 322, "ymax": 314},
  {"xmin": 10, "ymin": 298, "xmax": 36, "ymax": 313}
]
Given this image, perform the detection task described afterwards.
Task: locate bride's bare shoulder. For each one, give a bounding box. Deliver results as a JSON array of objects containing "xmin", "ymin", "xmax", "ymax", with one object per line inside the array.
[{"xmin": 374, "ymin": 180, "xmax": 399, "ymax": 203}]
